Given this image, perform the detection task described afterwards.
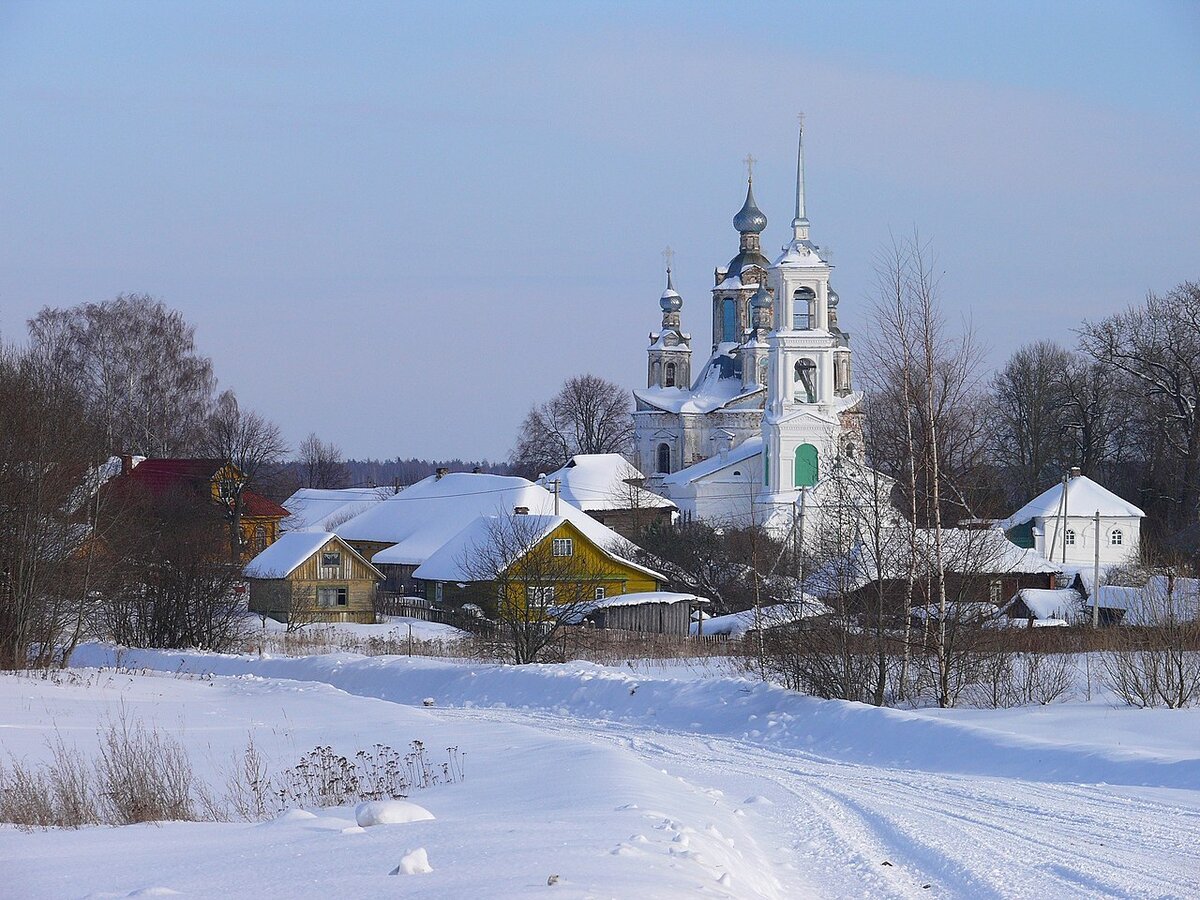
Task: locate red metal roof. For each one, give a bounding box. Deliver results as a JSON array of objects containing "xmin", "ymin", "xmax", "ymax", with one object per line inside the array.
[
  {"xmin": 114, "ymin": 458, "xmax": 287, "ymax": 520},
  {"xmin": 242, "ymin": 490, "xmax": 289, "ymax": 519}
]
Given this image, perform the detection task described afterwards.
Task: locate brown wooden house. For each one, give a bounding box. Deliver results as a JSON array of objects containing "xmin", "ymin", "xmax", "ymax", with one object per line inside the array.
[{"xmin": 244, "ymin": 531, "xmax": 382, "ymax": 624}]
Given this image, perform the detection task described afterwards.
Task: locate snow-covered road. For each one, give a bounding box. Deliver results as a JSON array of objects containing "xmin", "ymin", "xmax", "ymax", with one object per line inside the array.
[
  {"xmin": 459, "ymin": 704, "xmax": 1200, "ymax": 898},
  {"xmin": 3, "ymin": 646, "xmax": 1197, "ymax": 898}
]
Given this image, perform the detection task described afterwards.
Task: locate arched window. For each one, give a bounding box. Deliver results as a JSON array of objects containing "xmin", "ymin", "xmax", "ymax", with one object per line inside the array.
[
  {"xmin": 792, "ymin": 287, "xmax": 815, "ymax": 330},
  {"xmin": 656, "ymin": 443, "xmax": 671, "ymax": 474},
  {"xmin": 651, "ymin": 361, "xmax": 661, "ymax": 385},
  {"xmin": 794, "ymin": 444, "xmax": 819, "ymax": 488},
  {"xmin": 722, "ymin": 297, "xmax": 737, "ymax": 343},
  {"xmin": 1110, "ymin": 528, "xmax": 1123, "ymax": 546},
  {"xmin": 665, "ymin": 362, "xmax": 676, "ymax": 387},
  {"xmin": 253, "ymin": 525, "xmax": 267, "ymax": 553},
  {"xmin": 764, "ymin": 449, "xmax": 770, "ymax": 485},
  {"xmin": 758, "ymin": 358, "xmax": 768, "ymax": 386},
  {"xmin": 794, "ymin": 358, "xmax": 817, "ymax": 403},
  {"xmin": 1064, "ymin": 529, "xmax": 1076, "ymax": 546}
]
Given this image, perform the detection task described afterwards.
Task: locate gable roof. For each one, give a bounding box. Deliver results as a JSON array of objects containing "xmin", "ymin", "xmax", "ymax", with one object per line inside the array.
[
  {"xmin": 1002, "ymin": 475, "xmax": 1144, "ymax": 530},
  {"xmin": 283, "ymin": 487, "xmax": 392, "ymax": 532},
  {"xmin": 104, "ymin": 456, "xmax": 289, "ymax": 519},
  {"xmin": 411, "ymin": 514, "xmax": 664, "ymax": 583},
  {"xmin": 338, "ymin": 472, "xmax": 632, "ymax": 567},
  {"xmin": 540, "ymin": 454, "xmax": 674, "ymax": 511},
  {"xmin": 663, "ymin": 436, "xmax": 763, "ymax": 486},
  {"xmin": 1008, "ymin": 588, "xmax": 1084, "ymax": 622},
  {"xmin": 243, "ymin": 531, "xmax": 382, "ymax": 580}
]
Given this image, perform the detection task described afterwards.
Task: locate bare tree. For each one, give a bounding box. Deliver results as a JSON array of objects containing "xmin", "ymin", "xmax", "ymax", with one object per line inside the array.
[
  {"xmin": 510, "ymin": 374, "xmax": 634, "ymax": 477},
  {"xmin": 459, "ymin": 514, "xmax": 612, "ymax": 664},
  {"xmin": 199, "ymin": 391, "xmax": 288, "ymax": 559},
  {"xmin": 298, "ymin": 433, "xmax": 349, "ymax": 489},
  {"xmin": 27, "ymin": 294, "xmax": 216, "ymax": 457},
  {"xmin": 1079, "ymin": 281, "xmax": 1200, "ymax": 538}
]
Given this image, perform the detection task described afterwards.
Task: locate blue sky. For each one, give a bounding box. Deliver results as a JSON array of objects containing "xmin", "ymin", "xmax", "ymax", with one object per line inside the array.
[{"xmin": 1, "ymin": 1, "xmax": 1197, "ymax": 460}]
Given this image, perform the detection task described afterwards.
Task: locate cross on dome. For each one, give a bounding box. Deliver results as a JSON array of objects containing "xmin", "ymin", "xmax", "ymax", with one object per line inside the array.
[{"xmin": 743, "ymin": 153, "xmax": 757, "ymax": 183}]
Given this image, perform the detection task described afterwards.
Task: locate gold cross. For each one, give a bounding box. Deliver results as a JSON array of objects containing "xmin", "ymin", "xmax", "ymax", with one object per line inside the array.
[{"xmin": 744, "ymin": 153, "xmax": 757, "ymax": 182}]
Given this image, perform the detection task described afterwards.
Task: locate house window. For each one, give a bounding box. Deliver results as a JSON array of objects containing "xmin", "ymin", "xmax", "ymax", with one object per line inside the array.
[
  {"xmin": 1110, "ymin": 529, "xmax": 1123, "ymax": 546},
  {"xmin": 594, "ymin": 587, "xmax": 606, "ymax": 601},
  {"xmin": 526, "ymin": 585, "xmax": 556, "ymax": 605},
  {"xmin": 792, "ymin": 287, "xmax": 815, "ymax": 330},
  {"xmin": 794, "ymin": 358, "xmax": 817, "ymax": 403},
  {"xmin": 317, "ymin": 587, "xmax": 348, "ymax": 607},
  {"xmin": 989, "ymin": 579, "xmax": 1002, "ymax": 603},
  {"xmin": 665, "ymin": 362, "xmax": 676, "ymax": 387},
  {"xmin": 1064, "ymin": 529, "xmax": 1076, "ymax": 546},
  {"xmin": 552, "ymin": 538, "xmax": 574, "ymax": 557},
  {"xmin": 254, "ymin": 526, "xmax": 267, "ymax": 553},
  {"xmin": 435, "ymin": 582, "xmax": 444, "ymax": 602},
  {"xmin": 656, "ymin": 442, "xmax": 671, "ymax": 474},
  {"xmin": 321, "ymin": 551, "xmax": 341, "ymax": 568}
]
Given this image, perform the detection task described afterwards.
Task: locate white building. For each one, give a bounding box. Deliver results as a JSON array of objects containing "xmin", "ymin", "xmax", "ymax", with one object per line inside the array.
[
  {"xmin": 632, "ymin": 122, "xmax": 862, "ymax": 530},
  {"xmin": 1000, "ymin": 471, "xmax": 1144, "ymax": 570}
]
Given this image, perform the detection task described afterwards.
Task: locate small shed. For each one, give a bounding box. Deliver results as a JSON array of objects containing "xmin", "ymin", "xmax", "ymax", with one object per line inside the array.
[
  {"xmin": 1004, "ymin": 587, "xmax": 1085, "ymax": 627},
  {"xmin": 580, "ymin": 591, "xmax": 709, "ymax": 636},
  {"xmin": 244, "ymin": 531, "xmax": 382, "ymax": 624}
]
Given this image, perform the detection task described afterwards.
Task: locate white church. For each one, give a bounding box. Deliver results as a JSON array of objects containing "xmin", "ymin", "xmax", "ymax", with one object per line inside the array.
[{"xmin": 633, "ymin": 123, "xmax": 863, "ymax": 529}]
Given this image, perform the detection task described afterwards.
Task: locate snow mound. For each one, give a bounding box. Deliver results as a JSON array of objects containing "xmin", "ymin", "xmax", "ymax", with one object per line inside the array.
[
  {"xmin": 356, "ymin": 799, "xmax": 435, "ymax": 827},
  {"xmin": 389, "ymin": 847, "xmax": 433, "ymax": 875}
]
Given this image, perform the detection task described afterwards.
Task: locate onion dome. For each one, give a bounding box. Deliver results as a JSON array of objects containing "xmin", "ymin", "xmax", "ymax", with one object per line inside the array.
[
  {"xmin": 732, "ymin": 180, "xmax": 768, "ymax": 234},
  {"xmin": 828, "ymin": 288, "xmax": 840, "ymax": 308},
  {"xmin": 750, "ymin": 284, "xmax": 772, "ymax": 309},
  {"xmin": 659, "ymin": 267, "xmax": 683, "ymax": 312}
]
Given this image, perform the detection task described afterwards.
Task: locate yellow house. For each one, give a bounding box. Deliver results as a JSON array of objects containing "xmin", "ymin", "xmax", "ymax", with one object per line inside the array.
[{"xmin": 411, "ymin": 514, "xmax": 663, "ymax": 614}]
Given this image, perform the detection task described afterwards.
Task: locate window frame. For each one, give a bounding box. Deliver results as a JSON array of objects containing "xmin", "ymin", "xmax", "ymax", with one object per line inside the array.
[
  {"xmin": 552, "ymin": 537, "xmax": 574, "ymax": 558},
  {"xmin": 316, "ymin": 586, "xmax": 348, "ymax": 608},
  {"xmin": 320, "ymin": 551, "xmax": 342, "ymax": 568}
]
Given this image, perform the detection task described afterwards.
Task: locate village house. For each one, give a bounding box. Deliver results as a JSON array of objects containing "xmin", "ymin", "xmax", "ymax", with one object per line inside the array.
[
  {"xmin": 244, "ymin": 531, "xmax": 382, "ymax": 624},
  {"xmin": 1001, "ymin": 469, "xmax": 1144, "ymax": 571},
  {"xmin": 410, "ymin": 513, "xmax": 665, "ymax": 617},
  {"xmin": 109, "ymin": 456, "xmax": 288, "ymax": 559},
  {"xmin": 334, "ymin": 470, "xmax": 647, "ymax": 598},
  {"xmin": 538, "ymin": 454, "xmax": 675, "ymax": 538}
]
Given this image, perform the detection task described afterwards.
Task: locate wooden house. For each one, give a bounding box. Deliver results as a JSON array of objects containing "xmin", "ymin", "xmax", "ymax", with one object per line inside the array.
[
  {"xmin": 244, "ymin": 531, "xmax": 382, "ymax": 624},
  {"xmin": 411, "ymin": 513, "xmax": 664, "ymax": 616},
  {"xmin": 113, "ymin": 456, "xmax": 289, "ymax": 559}
]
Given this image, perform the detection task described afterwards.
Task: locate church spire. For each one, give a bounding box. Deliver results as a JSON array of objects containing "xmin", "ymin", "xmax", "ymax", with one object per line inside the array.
[{"xmin": 792, "ymin": 113, "xmax": 810, "ymax": 241}]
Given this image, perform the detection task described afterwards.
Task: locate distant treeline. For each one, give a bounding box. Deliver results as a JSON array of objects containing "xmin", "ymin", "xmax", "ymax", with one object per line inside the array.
[{"xmin": 279, "ymin": 457, "xmax": 514, "ymax": 491}]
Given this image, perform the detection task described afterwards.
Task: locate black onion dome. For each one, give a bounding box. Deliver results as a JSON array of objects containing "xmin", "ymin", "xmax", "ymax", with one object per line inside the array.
[{"xmin": 732, "ymin": 181, "xmax": 768, "ymax": 234}]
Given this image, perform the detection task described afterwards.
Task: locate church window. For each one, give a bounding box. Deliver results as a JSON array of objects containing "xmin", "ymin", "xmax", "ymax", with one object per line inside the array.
[
  {"xmin": 665, "ymin": 362, "xmax": 676, "ymax": 387},
  {"xmin": 794, "ymin": 444, "xmax": 819, "ymax": 488},
  {"xmin": 651, "ymin": 361, "xmax": 661, "ymax": 384},
  {"xmin": 764, "ymin": 450, "xmax": 770, "ymax": 485},
  {"xmin": 1110, "ymin": 529, "xmax": 1123, "ymax": 546},
  {"xmin": 792, "ymin": 287, "xmax": 815, "ymax": 330},
  {"xmin": 656, "ymin": 443, "xmax": 671, "ymax": 474},
  {"xmin": 722, "ymin": 298, "xmax": 737, "ymax": 343},
  {"xmin": 794, "ymin": 358, "xmax": 817, "ymax": 403},
  {"xmin": 758, "ymin": 358, "xmax": 768, "ymax": 386},
  {"xmin": 1064, "ymin": 529, "xmax": 1076, "ymax": 546}
]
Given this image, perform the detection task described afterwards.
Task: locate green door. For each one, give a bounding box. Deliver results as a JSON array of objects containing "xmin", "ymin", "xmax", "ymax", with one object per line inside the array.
[{"xmin": 794, "ymin": 444, "xmax": 819, "ymax": 488}]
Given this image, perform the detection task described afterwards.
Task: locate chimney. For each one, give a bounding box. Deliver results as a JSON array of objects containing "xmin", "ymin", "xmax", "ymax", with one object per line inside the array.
[
  {"xmin": 435, "ymin": 467, "xmax": 449, "ymax": 480},
  {"xmin": 513, "ymin": 506, "xmax": 529, "ymax": 516},
  {"xmin": 120, "ymin": 454, "xmax": 133, "ymax": 477},
  {"xmin": 1069, "ymin": 466, "xmax": 1082, "ymax": 479}
]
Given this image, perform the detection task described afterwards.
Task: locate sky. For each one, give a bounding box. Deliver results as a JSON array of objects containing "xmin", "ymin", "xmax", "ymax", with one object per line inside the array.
[{"xmin": 1, "ymin": 1, "xmax": 1197, "ymax": 461}]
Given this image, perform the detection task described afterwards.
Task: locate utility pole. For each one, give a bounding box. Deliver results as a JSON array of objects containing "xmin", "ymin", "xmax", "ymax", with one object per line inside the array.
[{"xmin": 1093, "ymin": 509, "xmax": 1101, "ymax": 629}]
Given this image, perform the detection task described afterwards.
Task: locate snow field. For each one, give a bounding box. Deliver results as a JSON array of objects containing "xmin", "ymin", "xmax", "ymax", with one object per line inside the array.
[{"xmin": 0, "ymin": 667, "xmax": 786, "ymax": 899}]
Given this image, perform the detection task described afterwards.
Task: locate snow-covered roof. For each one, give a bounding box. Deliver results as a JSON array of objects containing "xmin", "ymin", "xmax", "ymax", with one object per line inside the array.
[
  {"xmin": 592, "ymin": 591, "xmax": 709, "ymax": 609},
  {"xmin": 1091, "ymin": 577, "xmax": 1200, "ymax": 625},
  {"xmin": 1002, "ymin": 475, "xmax": 1144, "ymax": 530},
  {"xmin": 411, "ymin": 514, "xmax": 664, "ymax": 583},
  {"xmin": 662, "ymin": 436, "xmax": 763, "ymax": 486},
  {"xmin": 771, "ymin": 238, "xmax": 829, "ymax": 268},
  {"xmin": 336, "ymin": 472, "xmax": 630, "ymax": 567},
  {"xmin": 540, "ymin": 454, "xmax": 675, "ymax": 512},
  {"xmin": 1010, "ymin": 588, "xmax": 1084, "ymax": 622},
  {"xmin": 806, "ymin": 528, "xmax": 1058, "ymax": 596},
  {"xmin": 694, "ymin": 601, "xmax": 828, "ymax": 636},
  {"xmin": 283, "ymin": 487, "xmax": 392, "ymax": 533},
  {"xmin": 634, "ymin": 349, "xmax": 763, "ymax": 415},
  {"xmin": 243, "ymin": 531, "xmax": 379, "ymax": 579}
]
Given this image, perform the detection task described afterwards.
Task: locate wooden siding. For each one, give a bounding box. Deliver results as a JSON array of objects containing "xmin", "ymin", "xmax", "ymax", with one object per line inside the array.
[
  {"xmin": 592, "ymin": 601, "xmax": 692, "ymax": 635},
  {"xmin": 247, "ymin": 535, "xmax": 381, "ymax": 624}
]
